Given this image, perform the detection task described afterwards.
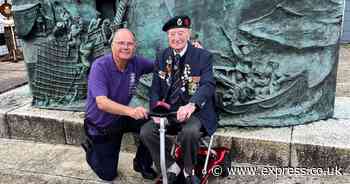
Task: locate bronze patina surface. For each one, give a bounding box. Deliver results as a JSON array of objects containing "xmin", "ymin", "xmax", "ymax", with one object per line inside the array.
[{"xmin": 12, "ymin": 0, "xmax": 344, "ymax": 126}]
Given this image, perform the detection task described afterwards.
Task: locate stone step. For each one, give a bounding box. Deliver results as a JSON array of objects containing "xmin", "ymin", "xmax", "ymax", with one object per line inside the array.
[
  {"xmin": 1, "ymin": 86, "xmax": 350, "ymax": 172},
  {"xmin": 0, "ymin": 138, "xmax": 149, "ymax": 184},
  {"xmin": 1, "ymin": 138, "xmax": 350, "ymax": 184}
]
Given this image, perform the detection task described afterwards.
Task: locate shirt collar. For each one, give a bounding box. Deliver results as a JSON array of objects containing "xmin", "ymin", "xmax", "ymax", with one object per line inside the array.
[
  {"xmin": 173, "ymin": 42, "xmax": 188, "ymax": 57},
  {"xmin": 111, "ymin": 54, "xmax": 134, "ymax": 73}
]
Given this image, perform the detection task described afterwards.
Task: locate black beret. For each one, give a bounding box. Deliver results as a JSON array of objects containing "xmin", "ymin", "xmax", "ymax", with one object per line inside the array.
[{"xmin": 162, "ymin": 15, "xmax": 191, "ymax": 32}]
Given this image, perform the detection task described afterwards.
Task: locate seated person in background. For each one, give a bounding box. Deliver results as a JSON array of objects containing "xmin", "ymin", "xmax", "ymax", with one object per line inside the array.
[{"xmin": 140, "ymin": 15, "xmax": 218, "ymax": 184}]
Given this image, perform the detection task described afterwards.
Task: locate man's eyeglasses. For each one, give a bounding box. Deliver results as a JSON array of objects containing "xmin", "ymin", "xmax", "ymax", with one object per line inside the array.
[{"xmin": 115, "ymin": 41, "xmax": 135, "ymax": 48}]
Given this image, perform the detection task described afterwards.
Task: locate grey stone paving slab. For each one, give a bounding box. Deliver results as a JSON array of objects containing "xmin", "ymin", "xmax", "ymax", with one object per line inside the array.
[
  {"xmin": 334, "ymin": 97, "xmax": 350, "ymax": 119},
  {"xmin": 292, "ymin": 119, "xmax": 350, "ymax": 149},
  {"xmin": 291, "ymin": 119, "xmax": 350, "ymax": 172},
  {"xmin": 0, "ymin": 61, "xmax": 27, "ymax": 93},
  {"xmin": 215, "ymin": 127, "xmax": 292, "ymax": 167},
  {"xmin": 1, "ymin": 138, "xmax": 350, "ymax": 184},
  {"xmin": 0, "ymin": 138, "xmax": 147, "ymax": 184},
  {"xmin": 0, "ymin": 85, "xmax": 31, "ymax": 111},
  {"xmin": 0, "ymin": 169, "xmax": 104, "ymax": 184}
]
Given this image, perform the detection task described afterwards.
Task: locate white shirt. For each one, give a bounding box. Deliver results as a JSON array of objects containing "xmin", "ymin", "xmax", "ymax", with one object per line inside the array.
[
  {"xmin": 173, "ymin": 43, "xmax": 188, "ymax": 57},
  {"xmin": 0, "ymin": 17, "xmax": 14, "ymax": 27}
]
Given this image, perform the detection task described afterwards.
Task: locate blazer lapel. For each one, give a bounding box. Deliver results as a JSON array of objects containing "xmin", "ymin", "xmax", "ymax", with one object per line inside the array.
[
  {"xmin": 161, "ymin": 43, "xmax": 193, "ymax": 100},
  {"xmin": 161, "ymin": 48, "xmax": 173, "ymax": 99},
  {"xmin": 183, "ymin": 42, "xmax": 193, "ymax": 67}
]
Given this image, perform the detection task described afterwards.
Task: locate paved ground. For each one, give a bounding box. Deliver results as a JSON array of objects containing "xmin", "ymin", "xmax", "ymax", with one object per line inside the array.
[
  {"xmin": 0, "ymin": 138, "xmax": 349, "ymax": 184},
  {"xmin": 0, "ymin": 61, "xmax": 27, "ymax": 93}
]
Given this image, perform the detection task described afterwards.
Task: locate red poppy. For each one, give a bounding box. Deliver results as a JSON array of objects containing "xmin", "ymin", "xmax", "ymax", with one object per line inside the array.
[{"xmin": 183, "ymin": 18, "xmax": 190, "ymax": 27}]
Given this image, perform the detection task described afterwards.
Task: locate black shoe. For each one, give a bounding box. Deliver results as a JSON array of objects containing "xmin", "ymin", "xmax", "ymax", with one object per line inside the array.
[
  {"xmin": 185, "ymin": 175, "xmax": 200, "ymax": 184},
  {"xmin": 81, "ymin": 139, "xmax": 92, "ymax": 153},
  {"xmin": 133, "ymin": 159, "xmax": 157, "ymax": 180},
  {"xmin": 157, "ymin": 172, "xmax": 177, "ymax": 184},
  {"xmin": 167, "ymin": 172, "xmax": 178, "ymax": 184}
]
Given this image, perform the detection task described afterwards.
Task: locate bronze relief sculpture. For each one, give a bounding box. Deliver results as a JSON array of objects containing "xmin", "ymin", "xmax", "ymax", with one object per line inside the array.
[{"xmin": 12, "ymin": 0, "xmax": 344, "ymax": 126}]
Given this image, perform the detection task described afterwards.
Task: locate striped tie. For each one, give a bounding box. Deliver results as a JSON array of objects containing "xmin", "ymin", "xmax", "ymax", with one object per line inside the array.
[{"xmin": 169, "ymin": 54, "xmax": 182, "ymax": 104}]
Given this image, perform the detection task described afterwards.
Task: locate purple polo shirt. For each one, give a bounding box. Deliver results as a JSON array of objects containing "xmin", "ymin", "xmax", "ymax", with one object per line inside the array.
[{"xmin": 85, "ymin": 53, "xmax": 153, "ymax": 127}]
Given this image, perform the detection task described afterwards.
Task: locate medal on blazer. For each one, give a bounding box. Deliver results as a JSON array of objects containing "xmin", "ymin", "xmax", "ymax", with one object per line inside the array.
[
  {"xmin": 159, "ymin": 56, "xmax": 172, "ymax": 86},
  {"xmin": 188, "ymin": 76, "xmax": 200, "ymax": 95},
  {"xmin": 179, "ymin": 64, "xmax": 192, "ymax": 94},
  {"xmin": 181, "ymin": 64, "xmax": 200, "ymax": 95},
  {"xmin": 181, "ymin": 64, "xmax": 191, "ymax": 92},
  {"xmin": 158, "ymin": 71, "xmax": 166, "ymax": 80},
  {"xmin": 165, "ymin": 56, "xmax": 172, "ymax": 74}
]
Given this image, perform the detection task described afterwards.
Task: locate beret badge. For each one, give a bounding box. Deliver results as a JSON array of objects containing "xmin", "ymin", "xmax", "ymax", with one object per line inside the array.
[{"xmin": 177, "ymin": 18, "xmax": 183, "ymax": 26}]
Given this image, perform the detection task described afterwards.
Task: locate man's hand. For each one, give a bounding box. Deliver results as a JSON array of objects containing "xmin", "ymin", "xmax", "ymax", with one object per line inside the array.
[
  {"xmin": 177, "ymin": 103, "xmax": 196, "ymax": 122},
  {"xmin": 130, "ymin": 106, "xmax": 148, "ymax": 120},
  {"xmin": 192, "ymin": 40, "xmax": 203, "ymax": 49},
  {"xmin": 151, "ymin": 116, "xmax": 161, "ymax": 124}
]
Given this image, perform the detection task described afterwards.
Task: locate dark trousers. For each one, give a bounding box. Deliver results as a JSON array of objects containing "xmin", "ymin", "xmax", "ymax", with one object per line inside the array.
[
  {"xmin": 140, "ymin": 116, "xmax": 203, "ymax": 174},
  {"xmin": 83, "ymin": 116, "xmax": 152, "ymax": 181}
]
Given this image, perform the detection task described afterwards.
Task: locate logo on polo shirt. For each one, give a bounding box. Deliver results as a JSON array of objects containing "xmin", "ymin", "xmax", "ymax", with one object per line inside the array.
[{"xmin": 128, "ymin": 73, "xmax": 137, "ymax": 96}]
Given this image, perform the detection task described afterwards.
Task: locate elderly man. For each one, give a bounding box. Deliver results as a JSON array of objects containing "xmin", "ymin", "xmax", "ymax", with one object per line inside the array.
[
  {"xmin": 140, "ymin": 16, "xmax": 217, "ymax": 184},
  {"xmin": 83, "ymin": 28, "xmax": 157, "ymax": 181}
]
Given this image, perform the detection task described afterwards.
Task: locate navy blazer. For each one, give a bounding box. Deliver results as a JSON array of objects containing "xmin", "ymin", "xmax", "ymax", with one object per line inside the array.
[{"xmin": 150, "ymin": 43, "xmax": 217, "ymax": 135}]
